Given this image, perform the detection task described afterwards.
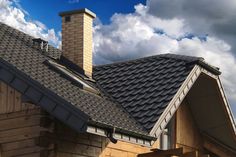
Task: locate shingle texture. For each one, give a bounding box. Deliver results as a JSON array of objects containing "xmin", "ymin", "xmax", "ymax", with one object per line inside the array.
[
  {"xmin": 0, "ymin": 22, "xmax": 148, "ymax": 137},
  {"xmin": 93, "ymin": 54, "xmax": 201, "ymax": 131}
]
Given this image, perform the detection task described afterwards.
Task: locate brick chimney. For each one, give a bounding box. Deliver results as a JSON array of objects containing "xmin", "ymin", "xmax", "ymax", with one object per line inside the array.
[{"xmin": 59, "ymin": 9, "xmax": 96, "ymax": 77}]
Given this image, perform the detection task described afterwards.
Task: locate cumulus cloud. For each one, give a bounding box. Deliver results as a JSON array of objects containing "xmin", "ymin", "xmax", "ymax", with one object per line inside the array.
[
  {"xmin": 0, "ymin": 0, "xmax": 235, "ymax": 116},
  {"xmin": 147, "ymin": 0, "xmax": 236, "ymax": 54},
  {"xmin": 93, "ymin": 3, "xmax": 236, "ymax": 115},
  {"xmin": 0, "ymin": 0, "xmax": 61, "ymax": 47}
]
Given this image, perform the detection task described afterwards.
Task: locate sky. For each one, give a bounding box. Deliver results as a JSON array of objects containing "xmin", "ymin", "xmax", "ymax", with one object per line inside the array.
[{"xmin": 0, "ymin": 0, "xmax": 236, "ymax": 117}]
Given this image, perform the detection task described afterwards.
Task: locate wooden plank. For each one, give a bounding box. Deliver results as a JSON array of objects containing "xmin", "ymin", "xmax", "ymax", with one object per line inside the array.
[
  {"xmin": 0, "ymin": 109, "xmax": 42, "ymax": 120},
  {"xmin": 176, "ymin": 101, "xmax": 204, "ymax": 153},
  {"xmin": 0, "ymin": 130, "xmax": 40, "ymax": 144},
  {"xmin": 2, "ymin": 146, "xmax": 42, "ymax": 157},
  {"xmin": 138, "ymin": 147, "xmax": 183, "ymax": 157},
  {"xmin": 56, "ymin": 139, "xmax": 102, "ymax": 157},
  {"xmin": 0, "ymin": 115, "xmax": 41, "ymax": 131},
  {"xmin": 0, "ymin": 126, "xmax": 47, "ymax": 139},
  {"xmin": 0, "ymin": 145, "xmax": 2, "ymax": 157},
  {"xmin": 7, "ymin": 150, "xmax": 54, "ymax": 157},
  {"xmin": 7, "ymin": 85, "xmax": 15, "ymax": 113},
  {"xmin": 14, "ymin": 90, "xmax": 22, "ymax": 112},
  {"xmin": 182, "ymin": 151, "xmax": 198, "ymax": 157},
  {"xmin": 200, "ymin": 155, "xmax": 210, "ymax": 157},
  {"xmin": 0, "ymin": 81, "xmax": 7, "ymax": 114},
  {"xmin": 15, "ymin": 152, "xmax": 41, "ymax": 157},
  {"xmin": 1, "ymin": 139, "xmax": 36, "ymax": 151},
  {"xmin": 203, "ymin": 138, "xmax": 236, "ymax": 157}
]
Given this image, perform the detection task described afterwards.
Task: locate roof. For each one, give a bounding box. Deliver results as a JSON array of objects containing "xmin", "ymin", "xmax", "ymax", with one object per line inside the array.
[
  {"xmin": 1, "ymin": 21, "xmax": 230, "ymax": 146},
  {"xmin": 93, "ymin": 54, "xmax": 220, "ymax": 132},
  {"xmin": 0, "ymin": 22, "xmax": 152, "ymax": 140}
]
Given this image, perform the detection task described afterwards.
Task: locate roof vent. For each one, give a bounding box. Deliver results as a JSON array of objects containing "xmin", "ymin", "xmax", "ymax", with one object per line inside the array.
[{"xmin": 32, "ymin": 38, "xmax": 48, "ymax": 52}]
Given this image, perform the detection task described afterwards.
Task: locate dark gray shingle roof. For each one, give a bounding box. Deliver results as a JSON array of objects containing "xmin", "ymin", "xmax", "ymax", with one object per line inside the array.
[
  {"xmin": 93, "ymin": 54, "xmax": 211, "ymax": 131},
  {"xmin": 0, "ymin": 22, "xmax": 151, "ymax": 139},
  {"xmin": 0, "ymin": 21, "xmax": 221, "ymax": 139}
]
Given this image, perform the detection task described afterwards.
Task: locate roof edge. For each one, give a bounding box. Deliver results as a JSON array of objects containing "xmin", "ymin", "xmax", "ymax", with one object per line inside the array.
[
  {"xmin": 149, "ymin": 65, "xmax": 202, "ymax": 137},
  {"xmin": 94, "ymin": 53, "xmax": 221, "ymax": 76},
  {"xmin": 149, "ymin": 64, "xmax": 235, "ymax": 143},
  {"xmin": 216, "ymin": 75, "xmax": 236, "ymax": 137},
  {"xmin": 88, "ymin": 121, "xmax": 156, "ymax": 141},
  {"xmin": 196, "ymin": 60, "xmax": 221, "ymax": 75},
  {"xmin": 0, "ymin": 58, "xmax": 89, "ymax": 133}
]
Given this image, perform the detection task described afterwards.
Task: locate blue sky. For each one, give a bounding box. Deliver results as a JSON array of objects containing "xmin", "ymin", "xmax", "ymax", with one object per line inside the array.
[
  {"xmin": 19, "ymin": 0, "xmax": 146, "ymax": 32},
  {"xmin": 0, "ymin": 0, "xmax": 236, "ymax": 116}
]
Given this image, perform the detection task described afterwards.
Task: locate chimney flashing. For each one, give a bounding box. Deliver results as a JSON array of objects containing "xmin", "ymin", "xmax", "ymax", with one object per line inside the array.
[{"xmin": 59, "ymin": 8, "xmax": 96, "ymax": 18}]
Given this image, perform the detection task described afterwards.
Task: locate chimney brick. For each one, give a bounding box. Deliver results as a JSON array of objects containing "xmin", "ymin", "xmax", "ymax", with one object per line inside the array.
[{"xmin": 59, "ymin": 9, "xmax": 96, "ymax": 77}]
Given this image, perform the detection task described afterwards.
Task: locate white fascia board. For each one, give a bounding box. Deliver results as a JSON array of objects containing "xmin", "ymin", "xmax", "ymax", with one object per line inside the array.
[
  {"xmin": 149, "ymin": 65, "xmax": 202, "ymax": 137},
  {"xmin": 216, "ymin": 76, "xmax": 236, "ymax": 136},
  {"xmin": 150, "ymin": 64, "xmax": 236, "ymax": 141},
  {"xmin": 198, "ymin": 67, "xmax": 236, "ymax": 136}
]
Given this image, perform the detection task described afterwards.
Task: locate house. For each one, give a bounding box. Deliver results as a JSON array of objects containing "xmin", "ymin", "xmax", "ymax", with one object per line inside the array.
[{"xmin": 0, "ymin": 8, "xmax": 235, "ymax": 157}]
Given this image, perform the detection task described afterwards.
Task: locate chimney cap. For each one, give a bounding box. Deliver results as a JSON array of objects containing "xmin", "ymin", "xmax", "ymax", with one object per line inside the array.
[{"xmin": 59, "ymin": 8, "xmax": 96, "ymax": 18}]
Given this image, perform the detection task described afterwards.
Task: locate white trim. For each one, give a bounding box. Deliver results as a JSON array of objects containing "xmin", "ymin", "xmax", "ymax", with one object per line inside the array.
[
  {"xmin": 150, "ymin": 65, "xmax": 236, "ymax": 141},
  {"xmin": 150, "ymin": 65, "xmax": 201, "ymax": 137},
  {"xmin": 86, "ymin": 125, "xmax": 152, "ymax": 147},
  {"xmin": 216, "ymin": 76, "xmax": 236, "ymax": 135}
]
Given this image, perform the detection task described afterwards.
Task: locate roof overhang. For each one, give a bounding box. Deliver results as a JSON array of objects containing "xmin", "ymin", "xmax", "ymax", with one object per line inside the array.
[
  {"xmin": 150, "ymin": 64, "xmax": 236, "ymax": 150},
  {"xmin": 87, "ymin": 125, "xmax": 153, "ymax": 147},
  {"xmin": 0, "ymin": 58, "xmax": 154, "ymax": 146},
  {"xmin": 0, "ymin": 58, "xmax": 89, "ymax": 133}
]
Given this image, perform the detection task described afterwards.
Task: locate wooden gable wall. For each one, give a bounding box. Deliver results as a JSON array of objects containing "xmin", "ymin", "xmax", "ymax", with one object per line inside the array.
[
  {"xmin": 176, "ymin": 100, "xmax": 205, "ymax": 155},
  {"xmin": 0, "ymin": 81, "xmax": 55, "ymax": 156},
  {"xmin": 0, "ymin": 80, "xmax": 157, "ymax": 157},
  {"xmin": 2, "ymin": 79, "xmax": 233, "ymax": 157}
]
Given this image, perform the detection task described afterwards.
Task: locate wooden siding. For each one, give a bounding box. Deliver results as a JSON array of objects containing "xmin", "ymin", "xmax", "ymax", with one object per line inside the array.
[
  {"xmin": 176, "ymin": 100, "xmax": 204, "ymax": 154},
  {"xmin": 0, "ymin": 81, "xmax": 38, "ymax": 114},
  {"xmin": 0, "ymin": 81, "xmax": 157, "ymax": 157},
  {"xmin": 54, "ymin": 122, "xmax": 156, "ymax": 157},
  {"xmin": 0, "ymin": 109, "xmax": 55, "ymax": 157},
  {"xmin": 1, "ymin": 80, "xmax": 233, "ymax": 157},
  {"xmin": 0, "ymin": 81, "xmax": 54, "ymax": 157}
]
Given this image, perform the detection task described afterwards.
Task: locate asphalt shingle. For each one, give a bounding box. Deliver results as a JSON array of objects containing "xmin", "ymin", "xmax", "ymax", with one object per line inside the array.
[
  {"xmin": 0, "ymin": 22, "xmax": 148, "ymax": 138},
  {"xmin": 93, "ymin": 54, "xmax": 200, "ymax": 131}
]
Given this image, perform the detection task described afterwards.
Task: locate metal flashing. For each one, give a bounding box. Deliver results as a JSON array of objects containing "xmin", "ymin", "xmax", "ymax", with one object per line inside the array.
[
  {"xmin": 59, "ymin": 8, "xmax": 96, "ymax": 18},
  {"xmin": 44, "ymin": 59, "xmax": 99, "ymax": 95}
]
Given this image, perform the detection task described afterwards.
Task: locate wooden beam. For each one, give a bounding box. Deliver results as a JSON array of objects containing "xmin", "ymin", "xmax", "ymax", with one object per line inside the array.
[
  {"xmin": 200, "ymin": 155, "xmax": 210, "ymax": 157},
  {"xmin": 203, "ymin": 136, "xmax": 236, "ymax": 157},
  {"xmin": 138, "ymin": 147, "xmax": 183, "ymax": 157},
  {"xmin": 181, "ymin": 151, "xmax": 198, "ymax": 157}
]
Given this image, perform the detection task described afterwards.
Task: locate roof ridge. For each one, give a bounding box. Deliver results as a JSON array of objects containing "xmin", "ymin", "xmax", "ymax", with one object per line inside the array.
[
  {"xmin": 94, "ymin": 53, "xmax": 201, "ymax": 68},
  {"xmin": 94, "ymin": 53, "xmax": 221, "ymax": 75}
]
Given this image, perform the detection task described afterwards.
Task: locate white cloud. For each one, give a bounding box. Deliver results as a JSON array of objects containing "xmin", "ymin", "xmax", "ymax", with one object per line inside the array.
[
  {"xmin": 147, "ymin": 0, "xmax": 236, "ymax": 53},
  {"xmin": 93, "ymin": 3, "xmax": 236, "ymax": 115},
  {"xmin": 0, "ymin": 0, "xmax": 235, "ymax": 116},
  {"xmin": 0, "ymin": 0, "xmax": 61, "ymax": 47}
]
